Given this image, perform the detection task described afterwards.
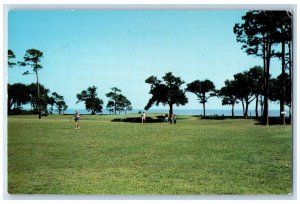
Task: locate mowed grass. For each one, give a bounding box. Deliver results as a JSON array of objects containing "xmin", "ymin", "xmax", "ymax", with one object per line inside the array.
[{"xmin": 7, "ymin": 114, "xmax": 292, "ymax": 195}]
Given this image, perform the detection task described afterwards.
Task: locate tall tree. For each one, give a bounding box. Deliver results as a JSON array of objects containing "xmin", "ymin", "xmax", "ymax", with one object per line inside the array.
[
  {"xmin": 186, "ymin": 79, "xmax": 216, "ymax": 118},
  {"xmin": 76, "ymin": 86, "xmax": 103, "ymax": 115},
  {"xmin": 145, "ymin": 72, "xmax": 188, "ymax": 116},
  {"xmin": 19, "ymin": 49, "xmax": 44, "ymax": 119},
  {"xmin": 106, "ymin": 87, "xmax": 122, "ymax": 115},
  {"xmin": 8, "ymin": 50, "xmax": 16, "ymax": 68},
  {"xmin": 218, "ymin": 80, "xmax": 239, "ymax": 117},
  {"xmin": 234, "ymin": 11, "xmax": 279, "ymax": 124},
  {"xmin": 273, "ymin": 11, "xmax": 292, "ymax": 125}
]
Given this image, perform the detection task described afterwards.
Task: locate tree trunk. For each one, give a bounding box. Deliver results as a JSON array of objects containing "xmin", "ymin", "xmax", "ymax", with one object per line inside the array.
[
  {"xmin": 169, "ymin": 103, "xmax": 173, "ymax": 119},
  {"xmin": 262, "ymin": 40, "xmax": 271, "ymax": 125},
  {"xmin": 280, "ymin": 40, "xmax": 286, "ymax": 125},
  {"xmin": 255, "ymin": 95, "xmax": 259, "ymax": 118},
  {"xmin": 244, "ymin": 99, "xmax": 249, "ymax": 118},
  {"xmin": 203, "ymin": 102, "xmax": 206, "ymax": 118},
  {"xmin": 35, "ymin": 70, "xmax": 41, "ymax": 119},
  {"xmin": 259, "ymin": 95, "xmax": 263, "ymax": 117},
  {"xmin": 241, "ymin": 99, "xmax": 245, "ymax": 117},
  {"xmin": 288, "ymin": 41, "xmax": 292, "ymax": 124},
  {"xmin": 231, "ymin": 104, "xmax": 234, "ymax": 117}
]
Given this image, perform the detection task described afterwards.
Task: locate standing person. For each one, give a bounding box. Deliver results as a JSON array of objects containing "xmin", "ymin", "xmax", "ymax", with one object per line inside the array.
[
  {"xmin": 74, "ymin": 110, "xmax": 80, "ymax": 129},
  {"xmin": 173, "ymin": 114, "xmax": 177, "ymax": 125},
  {"xmin": 164, "ymin": 114, "xmax": 169, "ymax": 123},
  {"xmin": 141, "ymin": 111, "xmax": 146, "ymax": 124}
]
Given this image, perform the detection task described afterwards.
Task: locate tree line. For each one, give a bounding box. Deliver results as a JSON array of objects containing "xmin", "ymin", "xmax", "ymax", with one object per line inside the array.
[
  {"xmin": 8, "ymin": 11, "xmax": 292, "ymax": 125},
  {"xmin": 8, "ymin": 82, "xmax": 68, "ymax": 115},
  {"xmin": 144, "ymin": 69, "xmax": 291, "ymax": 121},
  {"xmin": 145, "ymin": 11, "xmax": 292, "ymax": 125},
  {"xmin": 8, "ymin": 49, "xmax": 133, "ymax": 116},
  {"xmin": 234, "ymin": 10, "xmax": 292, "ymax": 125},
  {"xmin": 8, "ymin": 48, "xmax": 67, "ymax": 116},
  {"xmin": 76, "ymin": 86, "xmax": 132, "ymax": 115}
]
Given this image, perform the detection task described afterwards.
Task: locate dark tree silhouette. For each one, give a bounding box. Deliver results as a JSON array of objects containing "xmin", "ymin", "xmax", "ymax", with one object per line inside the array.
[
  {"xmin": 106, "ymin": 87, "xmax": 132, "ymax": 114},
  {"xmin": 248, "ymin": 66, "xmax": 264, "ymax": 118},
  {"xmin": 269, "ymin": 73, "xmax": 291, "ymax": 118},
  {"xmin": 8, "ymin": 82, "xmax": 66, "ymax": 115},
  {"xmin": 106, "ymin": 100, "xmax": 115, "ymax": 114},
  {"xmin": 186, "ymin": 79, "xmax": 216, "ymax": 118},
  {"xmin": 232, "ymin": 71, "xmax": 257, "ymax": 118},
  {"xmin": 77, "ymin": 86, "xmax": 103, "ymax": 115},
  {"xmin": 50, "ymin": 92, "xmax": 68, "ymax": 114},
  {"xmin": 218, "ymin": 80, "xmax": 239, "ymax": 117},
  {"xmin": 8, "ymin": 83, "xmax": 30, "ymax": 114},
  {"xmin": 8, "ymin": 50, "xmax": 16, "ymax": 68},
  {"xmin": 273, "ymin": 11, "xmax": 292, "ymax": 125},
  {"xmin": 145, "ymin": 72, "xmax": 188, "ymax": 116},
  {"xmin": 106, "ymin": 87, "xmax": 121, "ymax": 115},
  {"xmin": 116, "ymin": 94, "xmax": 132, "ymax": 114}
]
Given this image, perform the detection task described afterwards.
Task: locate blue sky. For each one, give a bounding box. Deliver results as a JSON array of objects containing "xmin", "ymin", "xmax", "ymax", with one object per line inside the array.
[{"xmin": 8, "ymin": 10, "xmax": 283, "ymax": 111}]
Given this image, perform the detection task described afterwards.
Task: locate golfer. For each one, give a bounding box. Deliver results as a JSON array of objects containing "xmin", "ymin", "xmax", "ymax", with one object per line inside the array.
[
  {"xmin": 141, "ymin": 112, "xmax": 146, "ymax": 124},
  {"xmin": 74, "ymin": 110, "xmax": 80, "ymax": 129}
]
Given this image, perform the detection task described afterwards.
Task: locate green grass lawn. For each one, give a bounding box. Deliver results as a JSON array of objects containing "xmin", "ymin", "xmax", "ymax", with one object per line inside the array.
[{"xmin": 7, "ymin": 114, "xmax": 292, "ymax": 195}]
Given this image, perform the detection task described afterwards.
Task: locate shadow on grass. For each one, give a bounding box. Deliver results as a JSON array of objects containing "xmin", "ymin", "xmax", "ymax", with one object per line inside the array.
[
  {"xmin": 111, "ymin": 115, "xmax": 188, "ymax": 123},
  {"xmin": 191, "ymin": 115, "xmax": 234, "ymax": 120},
  {"xmin": 111, "ymin": 116, "xmax": 163, "ymax": 123},
  {"xmin": 192, "ymin": 115, "xmax": 291, "ymax": 125},
  {"xmin": 254, "ymin": 117, "xmax": 291, "ymax": 126}
]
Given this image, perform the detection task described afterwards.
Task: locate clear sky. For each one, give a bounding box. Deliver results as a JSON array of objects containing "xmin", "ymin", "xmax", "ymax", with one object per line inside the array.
[{"xmin": 8, "ymin": 10, "xmax": 282, "ymax": 111}]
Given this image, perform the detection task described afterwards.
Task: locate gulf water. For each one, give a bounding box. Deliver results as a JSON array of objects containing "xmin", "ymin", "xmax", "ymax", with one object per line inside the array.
[{"xmin": 60, "ymin": 108, "xmax": 286, "ymax": 117}]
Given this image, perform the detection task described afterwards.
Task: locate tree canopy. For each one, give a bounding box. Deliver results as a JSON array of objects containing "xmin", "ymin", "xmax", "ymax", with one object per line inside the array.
[
  {"xmin": 8, "ymin": 50, "xmax": 16, "ymax": 68},
  {"xmin": 218, "ymin": 79, "xmax": 239, "ymax": 117},
  {"xmin": 50, "ymin": 92, "xmax": 68, "ymax": 114},
  {"xmin": 8, "ymin": 82, "xmax": 66, "ymax": 116},
  {"xmin": 186, "ymin": 79, "xmax": 216, "ymax": 117},
  {"xmin": 106, "ymin": 87, "xmax": 132, "ymax": 114},
  {"xmin": 77, "ymin": 86, "xmax": 103, "ymax": 115},
  {"xmin": 19, "ymin": 49, "xmax": 44, "ymax": 71},
  {"xmin": 8, "ymin": 83, "xmax": 30, "ymax": 113},
  {"xmin": 145, "ymin": 72, "xmax": 188, "ymax": 116}
]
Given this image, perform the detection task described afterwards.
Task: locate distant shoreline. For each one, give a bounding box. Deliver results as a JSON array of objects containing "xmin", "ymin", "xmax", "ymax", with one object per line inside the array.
[{"xmin": 49, "ymin": 108, "xmax": 287, "ymax": 117}]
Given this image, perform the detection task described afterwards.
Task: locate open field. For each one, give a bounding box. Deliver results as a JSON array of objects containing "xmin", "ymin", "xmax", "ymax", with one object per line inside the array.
[{"xmin": 7, "ymin": 114, "xmax": 292, "ymax": 195}]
